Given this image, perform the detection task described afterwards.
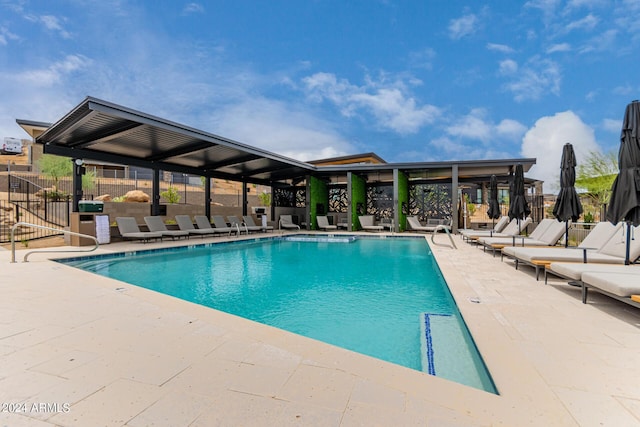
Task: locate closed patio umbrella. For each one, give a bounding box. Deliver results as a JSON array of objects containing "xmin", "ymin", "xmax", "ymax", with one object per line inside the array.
[
  {"xmin": 487, "ymin": 175, "xmax": 501, "ymax": 233},
  {"xmin": 508, "ymin": 164, "xmax": 531, "ymax": 234},
  {"xmin": 552, "ymin": 143, "xmax": 583, "ymax": 247},
  {"xmin": 606, "ymin": 100, "xmax": 640, "ymax": 264}
]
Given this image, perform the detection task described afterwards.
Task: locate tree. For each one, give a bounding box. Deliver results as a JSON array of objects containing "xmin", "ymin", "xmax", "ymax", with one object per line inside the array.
[
  {"xmin": 575, "ymin": 150, "xmax": 618, "ymax": 210},
  {"xmin": 36, "ymin": 154, "xmax": 72, "ymax": 190}
]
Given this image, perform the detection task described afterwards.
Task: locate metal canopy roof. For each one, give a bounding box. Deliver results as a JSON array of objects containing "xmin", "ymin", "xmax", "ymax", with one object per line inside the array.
[
  {"xmin": 35, "ymin": 96, "xmax": 537, "ymax": 187},
  {"xmin": 36, "ymin": 97, "xmax": 315, "ymax": 186}
]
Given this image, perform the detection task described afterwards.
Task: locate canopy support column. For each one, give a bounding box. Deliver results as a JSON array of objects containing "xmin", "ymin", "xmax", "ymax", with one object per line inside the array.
[{"xmin": 151, "ymin": 169, "xmax": 160, "ymax": 216}]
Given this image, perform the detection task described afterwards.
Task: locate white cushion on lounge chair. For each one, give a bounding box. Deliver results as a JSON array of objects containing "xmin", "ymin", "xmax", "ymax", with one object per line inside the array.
[
  {"xmin": 228, "ymin": 215, "xmax": 261, "ymax": 233},
  {"xmin": 464, "ymin": 217, "xmax": 532, "ymax": 240},
  {"xmin": 116, "ymin": 217, "xmax": 163, "ymax": 242},
  {"xmin": 316, "ymin": 215, "xmax": 337, "ymax": 230},
  {"xmin": 407, "ymin": 216, "xmax": 436, "ymax": 232},
  {"xmin": 209, "ymin": 215, "xmax": 236, "ymax": 234},
  {"xmin": 477, "ymin": 219, "xmax": 557, "ymax": 246},
  {"xmin": 144, "ymin": 216, "xmax": 190, "ymax": 240},
  {"xmin": 244, "ymin": 215, "xmax": 273, "ymax": 232},
  {"xmin": 582, "ymin": 271, "xmax": 640, "ymax": 297},
  {"xmin": 175, "ymin": 215, "xmax": 217, "ymax": 237},
  {"xmin": 548, "ymin": 262, "xmax": 640, "ymax": 281},
  {"xmin": 501, "ymin": 221, "xmax": 624, "ymax": 263},
  {"xmin": 597, "ymin": 224, "xmax": 640, "ymax": 260},
  {"xmin": 459, "ymin": 216, "xmax": 509, "ymax": 237},
  {"xmin": 279, "ymin": 215, "xmax": 300, "ymax": 230},
  {"xmin": 358, "ymin": 215, "xmax": 384, "ymax": 231}
]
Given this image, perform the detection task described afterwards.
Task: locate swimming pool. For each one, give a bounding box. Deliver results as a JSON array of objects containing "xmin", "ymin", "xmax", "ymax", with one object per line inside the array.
[{"xmin": 59, "ymin": 235, "xmax": 496, "ymax": 393}]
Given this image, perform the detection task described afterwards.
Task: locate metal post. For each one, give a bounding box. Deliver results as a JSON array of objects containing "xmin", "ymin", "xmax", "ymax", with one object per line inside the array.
[
  {"xmin": 152, "ymin": 169, "xmax": 160, "ymax": 216},
  {"xmin": 205, "ymin": 176, "xmax": 211, "ymax": 219}
]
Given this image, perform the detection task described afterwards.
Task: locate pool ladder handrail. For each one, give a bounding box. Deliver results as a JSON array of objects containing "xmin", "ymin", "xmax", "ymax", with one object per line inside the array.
[
  {"xmin": 430, "ymin": 225, "xmax": 458, "ymax": 249},
  {"xmin": 10, "ymin": 222, "xmax": 100, "ymax": 263}
]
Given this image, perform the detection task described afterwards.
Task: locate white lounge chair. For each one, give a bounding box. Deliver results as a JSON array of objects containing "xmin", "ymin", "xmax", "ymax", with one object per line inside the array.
[
  {"xmin": 477, "ymin": 219, "xmax": 566, "ymax": 255},
  {"xmin": 462, "ymin": 217, "xmax": 532, "ymax": 244},
  {"xmin": 316, "ymin": 215, "xmax": 337, "ymax": 230},
  {"xmin": 228, "ymin": 215, "xmax": 261, "ymax": 234},
  {"xmin": 175, "ymin": 215, "xmax": 217, "ymax": 238},
  {"xmin": 337, "ymin": 216, "xmax": 349, "ymax": 229},
  {"xmin": 407, "ymin": 216, "xmax": 435, "ymax": 232},
  {"xmin": 279, "ymin": 215, "xmax": 300, "ymax": 230},
  {"xmin": 358, "ymin": 215, "xmax": 384, "ymax": 232},
  {"xmin": 504, "ymin": 222, "xmax": 638, "ymax": 280},
  {"xmin": 581, "ymin": 270, "xmax": 640, "ymax": 307},
  {"xmin": 459, "ymin": 216, "xmax": 510, "ymax": 240},
  {"xmin": 116, "ymin": 217, "xmax": 163, "ymax": 243},
  {"xmin": 208, "ymin": 215, "xmax": 237, "ymax": 235},
  {"xmin": 144, "ymin": 216, "xmax": 190, "ymax": 240},
  {"xmin": 243, "ymin": 215, "xmax": 273, "ymax": 232}
]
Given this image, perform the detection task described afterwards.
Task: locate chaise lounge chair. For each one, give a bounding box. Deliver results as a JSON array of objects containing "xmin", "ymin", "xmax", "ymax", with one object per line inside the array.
[
  {"xmin": 504, "ymin": 222, "xmax": 639, "ymax": 280},
  {"xmin": 243, "ymin": 215, "xmax": 273, "ymax": 232},
  {"xmin": 316, "ymin": 215, "xmax": 337, "ymax": 231},
  {"xmin": 116, "ymin": 217, "xmax": 163, "ymax": 243},
  {"xmin": 175, "ymin": 215, "xmax": 217, "ymax": 238},
  {"xmin": 407, "ymin": 216, "xmax": 450, "ymax": 233},
  {"xmin": 207, "ymin": 215, "xmax": 237, "ymax": 235},
  {"xmin": 336, "ymin": 216, "xmax": 349, "ymax": 229},
  {"xmin": 477, "ymin": 219, "xmax": 567, "ymax": 255},
  {"xmin": 144, "ymin": 216, "xmax": 190, "ymax": 240},
  {"xmin": 358, "ymin": 215, "xmax": 384, "ymax": 232},
  {"xmin": 580, "ymin": 270, "xmax": 640, "ymax": 307},
  {"xmin": 228, "ymin": 215, "xmax": 261, "ymax": 234},
  {"xmin": 459, "ymin": 216, "xmax": 510, "ymax": 241},
  {"xmin": 279, "ymin": 215, "xmax": 300, "ymax": 230},
  {"xmin": 462, "ymin": 217, "xmax": 532, "ymax": 244}
]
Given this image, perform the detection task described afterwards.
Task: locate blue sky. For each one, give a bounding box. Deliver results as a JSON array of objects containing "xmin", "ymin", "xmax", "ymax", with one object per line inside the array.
[{"xmin": 1, "ymin": 0, "xmax": 639, "ymax": 191}]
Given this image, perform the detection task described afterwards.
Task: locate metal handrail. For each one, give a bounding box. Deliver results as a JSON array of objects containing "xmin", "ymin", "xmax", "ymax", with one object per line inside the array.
[
  {"xmin": 10, "ymin": 222, "xmax": 99, "ymax": 263},
  {"xmin": 431, "ymin": 225, "xmax": 458, "ymax": 249}
]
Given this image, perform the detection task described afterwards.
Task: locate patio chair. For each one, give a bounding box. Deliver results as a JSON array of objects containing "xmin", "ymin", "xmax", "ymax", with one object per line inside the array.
[
  {"xmin": 144, "ymin": 216, "xmax": 190, "ymax": 240},
  {"xmin": 279, "ymin": 215, "xmax": 300, "ymax": 230},
  {"xmin": 580, "ymin": 269, "xmax": 640, "ymax": 307},
  {"xmin": 504, "ymin": 222, "xmax": 638, "ymax": 280},
  {"xmin": 462, "ymin": 217, "xmax": 532, "ymax": 244},
  {"xmin": 477, "ymin": 219, "xmax": 566, "ymax": 256},
  {"xmin": 175, "ymin": 215, "xmax": 217, "ymax": 238},
  {"xmin": 207, "ymin": 215, "xmax": 237, "ymax": 235},
  {"xmin": 228, "ymin": 215, "xmax": 260, "ymax": 234},
  {"xmin": 358, "ymin": 215, "xmax": 384, "ymax": 232},
  {"xmin": 115, "ymin": 217, "xmax": 163, "ymax": 243},
  {"xmin": 316, "ymin": 215, "xmax": 337, "ymax": 231},
  {"xmin": 459, "ymin": 216, "xmax": 510, "ymax": 241},
  {"xmin": 407, "ymin": 216, "xmax": 446, "ymax": 233},
  {"xmin": 243, "ymin": 215, "xmax": 273, "ymax": 232}
]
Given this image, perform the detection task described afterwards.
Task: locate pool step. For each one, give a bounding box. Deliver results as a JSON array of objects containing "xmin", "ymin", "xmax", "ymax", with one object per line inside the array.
[{"xmin": 420, "ymin": 312, "xmax": 496, "ymax": 392}]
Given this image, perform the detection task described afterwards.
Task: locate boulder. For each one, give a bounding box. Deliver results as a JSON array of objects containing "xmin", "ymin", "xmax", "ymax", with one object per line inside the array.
[
  {"xmin": 95, "ymin": 194, "xmax": 112, "ymax": 202},
  {"xmin": 123, "ymin": 190, "xmax": 150, "ymax": 203}
]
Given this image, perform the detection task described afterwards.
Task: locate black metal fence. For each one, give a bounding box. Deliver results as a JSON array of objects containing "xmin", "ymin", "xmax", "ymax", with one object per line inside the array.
[{"xmin": 0, "ymin": 198, "xmax": 68, "ymax": 243}]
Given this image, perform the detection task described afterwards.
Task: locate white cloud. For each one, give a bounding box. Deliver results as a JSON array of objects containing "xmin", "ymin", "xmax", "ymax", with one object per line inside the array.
[
  {"xmin": 302, "ymin": 72, "xmax": 441, "ymax": 135},
  {"xmin": 25, "ymin": 14, "xmax": 72, "ymax": 39},
  {"xmin": 0, "ymin": 26, "xmax": 19, "ymax": 45},
  {"xmin": 205, "ymin": 98, "xmax": 354, "ymax": 161},
  {"xmin": 499, "ymin": 59, "xmax": 518, "ymax": 75},
  {"xmin": 602, "ymin": 118, "xmax": 621, "ymax": 133},
  {"xmin": 565, "ymin": 13, "xmax": 599, "ymax": 32},
  {"xmin": 408, "ymin": 48, "xmax": 436, "ymax": 70},
  {"xmin": 547, "ymin": 43, "xmax": 571, "ymax": 53},
  {"xmin": 578, "ymin": 29, "xmax": 618, "ymax": 53},
  {"xmin": 501, "ymin": 57, "xmax": 561, "ymax": 101},
  {"xmin": 7, "ymin": 55, "xmax": 91, "ymax": 87},
  {"xmin": 445, "ymin": 109, "xmax": 527, "ymax": 143},
  {"xmin": 183, "ymin": 3, "xmax": 205, "ymax": 14},
  {"xmin": 486, "ymin": 43, "xmax": 515, "ymax": 53},
  {"xmin": 521, "ymin": 111, "xmax": 600, "ymax": 192},
  {"xmin": 448, "ymin": 14, "xmax": 478, "ymax": 40}
]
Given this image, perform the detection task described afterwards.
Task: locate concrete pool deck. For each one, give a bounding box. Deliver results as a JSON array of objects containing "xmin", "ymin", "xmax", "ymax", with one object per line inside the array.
[{"xmin": 1, "ymin": 232, "xmax": 639, "ymax": 426}]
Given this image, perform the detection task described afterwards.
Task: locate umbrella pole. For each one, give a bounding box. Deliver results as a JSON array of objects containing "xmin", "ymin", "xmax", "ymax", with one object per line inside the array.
[
  {"xmin": 625, "ymin": 221, "xmax": 632, "ymax": 265},
  {"xmin": 565, "ymin": 222, "xmax": 569, "ymax": 248}
]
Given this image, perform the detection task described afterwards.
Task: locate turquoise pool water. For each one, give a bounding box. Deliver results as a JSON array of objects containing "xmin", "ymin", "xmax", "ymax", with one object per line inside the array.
[{"xmin": 59, "ymin": 236, "xmax": 496, "ymax": 393}]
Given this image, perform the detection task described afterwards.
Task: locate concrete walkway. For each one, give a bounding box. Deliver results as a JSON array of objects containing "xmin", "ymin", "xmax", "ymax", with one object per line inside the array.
[{"xmin": 1, "ymin": 232, "xmax": 639, "ymax": 426}]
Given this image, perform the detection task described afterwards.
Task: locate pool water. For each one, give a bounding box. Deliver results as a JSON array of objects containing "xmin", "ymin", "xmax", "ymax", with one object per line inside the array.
[{"xmin": 60, "ymin": 236, "xmax": 496, "ymax": 393}]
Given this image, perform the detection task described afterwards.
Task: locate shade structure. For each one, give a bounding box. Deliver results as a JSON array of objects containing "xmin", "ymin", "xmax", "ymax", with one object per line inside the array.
[
  {"xmin": 552, "ymin": 143, "xmax": 583, "ymax": 247},
  {"xmin": 606, "ymin": 100, "xmax": 640, "ymax": 264},
  {"xmin": 487, "ymin": 175, "xmax": 501, "ymax": 220},
  {"xmin": 508, "ymin": 164, "xmax": 531, "ymax": 233}
]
